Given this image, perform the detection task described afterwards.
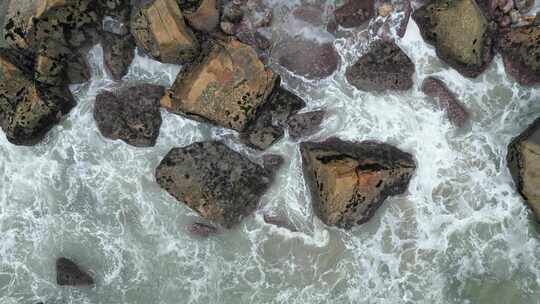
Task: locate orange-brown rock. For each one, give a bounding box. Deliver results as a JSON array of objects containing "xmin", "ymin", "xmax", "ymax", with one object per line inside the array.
[
  {"xmin": 300, "ymin": 138, "xmax": 416, "ymax": 229},
  {"xmin": 161, "ymin": 39, "xmax": 278, "ymax": 132},
  {"xmin": 184, "ymin": 0, "xmax": 220, "ymax": 33},
  {"xmin": 131, "ymin": 0, "xmax": 200, "ymax": 64}
]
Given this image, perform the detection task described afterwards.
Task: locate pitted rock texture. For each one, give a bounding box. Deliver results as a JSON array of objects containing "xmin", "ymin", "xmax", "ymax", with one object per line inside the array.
[
  {"xmin": 412, "ymin": 0, "xmax": 494, "ymax": 78},
  {"xmin": 56, "ymin": 257, "xmax": 94, "ymax": 286},
  {"xmin": 287, "ymin": 110, "xmax": 325, "ymax": 140},
  {"xmin": 421, "ymin": 77, "xmax": 469, "ymax": 127},
  {"xmin": 155, "ymin": 141, "xmax": 273, "ymax": 228},
  {"xmin": 498, "ymin": 26, "xmax": 540, "ymax": 86},
  {"xmin": 131, "ymin": 0, "xmax": 200, "ymax": 64},
  {"xmin": 94, "ymin": 84, "xmax": 165, "ymax": 147},
  {"xmin": 507, "ymin": 117, "xmax": 540, "ymax": 222},
  {"xmin": 301, "ymin": 138, "xmax": 416, "ymax": 229},
  {"xmin": 102, "ymin": 31, "xmax": 136, "ymax": 81},
  {"xmin": 345, "ymin": 41, "xmax": 414, "ymax": 92},
  {"xmin": 161, "ymin": 39, "xmax": 278, "ymax": 132}
]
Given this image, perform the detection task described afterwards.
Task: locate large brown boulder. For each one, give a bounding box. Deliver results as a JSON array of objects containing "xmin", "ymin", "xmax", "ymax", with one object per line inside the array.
[
  {"xmin": 498, "ymin": 26, "xmax": 540, "ymax": 86},
  {"xmin": 56, "ymin": 257, "xmax": 94, "ymax": 286},
  {"xmin": 412, "ymin": 0, "xmax": 494, "ymax": 78},
  {"xmin": 131, "ymin": 0, "xmax": 200, "ymax": 64},
  {"xmin": 0, "ymin": 49, "xmax": 75, "ymax": 145},
  {"xmin": 155, "ymin": 141, "xmax": 273, "ymax": 228},
  {"xmin": 94, "ymin": 84, "xmax": 165, "ymax": 147},
  {"xmin": 507, "ymin": 117, "xmax": 540, "ymax": 222},
  {"xmin": 301, "ymin": 138, "xmax": 416, "ymax": 229},
  {"xmin": 161, "ymin": 39, "xmax": 278, "ymax": 132},
  {"xmin": 421, "ymin": 77, "xmax": 469, "ymax": 127},
  {"xmin": 345, "ymin": 41, "xmax": 414, "ymax": 92}
]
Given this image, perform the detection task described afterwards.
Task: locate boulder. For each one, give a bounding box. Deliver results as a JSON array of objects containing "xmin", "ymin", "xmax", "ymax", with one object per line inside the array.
[
  {"xmin": 184, "ymin": 0, "xmax": 220, "ymax": 33},
  {"xmin": 412, "ymin": 0, "xmax": 494, "ymax": 78},
  {"xmin": 300, "ymin": 138, "xmax": 416, "ymax": 229},
  {"xmin": 345, "ymin": 41, "xmax": 414, "ymax": 92},
  {"xmin": 263, "ymin": 212, "xmax": 297, "ymax": 232},
  {"xmin": 34, "ymin": 40, "xmax": 91, "ymax": 85},
  {"xmin": 421, "ymin": 77, "xmax": 469, "ymax": 127},
  {"xmin": 161, "ymin": 39, "xmax": 278, "ymax": 132},
  {"xmin": 56, "ymin": 257, "xmax": 94, "ymax": 286},
  {"xmin": 334, "ymin": 0, "xmax": 375, "ymax": 28},
  {"xmin": 155, "ymin": 141, "xmax": 273, "ymax": 227},
  {"xmin": 102, "ymin": 32, "xmax": 136, "ymax": 81},
  {"xmin": 94, "ymin": 84, "xmax": 165, "ymax": 147},
  {"xmin": 131, "ymin": 0, "xmax": 200, "ymax": 64},
  {"xmin": 498, "ymin": 26, "xmax": 540, "ymax": 86},
  {"xmin": 287, "ymin": 110, "xmax": 325, "ymax": 140},
  {"xmin": 0, "ymin": 50, "xmax": 75, "ymax": 145},
  {"xmin": 240, "ymin": 86, "xmax": 306, "ymax": 150},
  {"xmin": 507, "ymin": 117, "xmax": 540, "ymax": 222}
]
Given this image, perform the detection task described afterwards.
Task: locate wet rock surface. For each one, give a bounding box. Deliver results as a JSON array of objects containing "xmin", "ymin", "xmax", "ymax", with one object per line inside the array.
[
  {"xmin": 334, "ymin": 0, "xmax": 375, "ymax": 28},
  {"xmin": 155, "ymin": 141, "xmax": 273, "ymax": 228},
  {"xmin": 56, "ymin": 257, "xmax": 94, "ymax": 286},
  {"xmin": 421, "ymin": 77, "xmax": 469, "ymax": 127},
  {"xmin": 263, "ymin": 212, "xmax": 298, "ymax": 232},
  {"xmin": 287, "ymin": 110, "xmax": 325, "ymax": 140},
  {"xmin": 346, "ymin": 40, "xmax": 414, "ymax": 92},
  {"xmin": 413, "ymin": 0, "xmax": 494, "ymax": 78},
  {"xmin": 94, "ymin": 84, "xmax": 165, "ymax": 147},
  {"xmin": 189, "ymin": 222, "xmax": 218, "ymax": 237},
  {"xmin": 161, "ymin": 39, "xmax": 278, "ymax": 132},
  {"xmin": 301, "ymin": 138, "xmax": 416, "ymax": 229},
  {"xmin": 498, "ymin": 25, "xmax": 540, "ymax": 86},
  {"xmin": 507, "ymin": 117, "xmax": 540, "ymax": 222},
  {"xmin": 102, "ymin": 31, "xmax": 136, "ymax": 81}
]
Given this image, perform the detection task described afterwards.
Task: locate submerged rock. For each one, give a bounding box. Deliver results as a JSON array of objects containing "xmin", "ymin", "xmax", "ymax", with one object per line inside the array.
[
  {"xmin": 421, "ymin": 77, "xmax": 469, "ymax": 127},
  {"xmin": 189, "ymin": 222, "xmax": 218, "ymax": 237},
  {"xmin": 345, "ymin": 40, "xmax": 414, "ymax": 92},
  {"xmin": 412, "ymin": 0, "xmax": 494, "ymax": 78},
  {"xmin": 162, "ymin": 39, "xmax": 278, "ymax": 132},
  {"xmin": 155, "ymin": 141, "xmax": 273, "ymax": 228},
  {"xmin": 507, "ymin": 117, "xmax": 540, "ymax": 222},
  {"xmin": 56, "ymin": 257, "xmax": 94, "ymax": 286},
  {"xmin": 131, "ymin": 0, "xmax": 200, "ymax": 64},
  {"xmin": 287, "ymin": 110, "xmax": 325, "ymax": 140},
  {"xmin": 94, "ymin": 84, "xmax": 165, "ymax": 147},
  {"xmin": 300, "ymin": 138, "xmax": 416, "ymax": 229},
  {"xmin": 0, "ymin": 50, "xmax": 75, "ymax": 145},
  {"xmin": 334, "ymin": 0, "xmax": 375, "ymax": 28},
  {"xmin": 263, "ymin": 212, "xmax": 297, "ymax": 232},
  {"xmin": 102, "ymin": 32, "xmax": 136, "ymax": 81},
  {"xmin": 498, "ymin": 25, "xmax": 540, "ymax": 86}
]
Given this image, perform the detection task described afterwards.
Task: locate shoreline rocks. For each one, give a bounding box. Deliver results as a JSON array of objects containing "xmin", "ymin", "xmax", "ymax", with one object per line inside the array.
[
  {"xmin": 498, "ymin": 25, "xmax": 540, "ymax": 86},
  {"xmin": 56, "ymin": 257, "xmax": 94, "ymax": 286},
  {"xmin": 421, "ymin": 77, "xmax": 469, "ymax": 127},
  {"xmin": 334, "ymin": 0, "xmax": 375, "ymax": 28}
]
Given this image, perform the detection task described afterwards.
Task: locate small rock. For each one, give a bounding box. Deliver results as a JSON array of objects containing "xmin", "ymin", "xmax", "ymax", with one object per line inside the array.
[
  {"xmin": 421, "ymin": 77, "xmax": 469, "ymax": 128},
  {"xmin": 184, "ymin": 0, "xmax": 220, "ymax": 33},
  {"xmin": 263, "ymin": 212, "xmax": 297, "ymax": 232},
  {"xmin": 189, "ymin": 222, "xmax": 218, "ymax": 237},
  {"xmin": 287, "ymin": 110, "xmax": 325, "ymax": 140},
  {"xmin": 102, "ymin": 32, "xmax": 136, "ymax": 81},
  {"xmin": 56, "ymin": 257, "xmax": 94, "ymax": 286},
  {"xmin": 334, "ymin": 0, "xmax": 375, "ymax": 28}
]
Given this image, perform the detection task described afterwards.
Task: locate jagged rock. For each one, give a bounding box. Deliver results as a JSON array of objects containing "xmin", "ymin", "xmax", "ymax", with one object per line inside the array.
[
  {"xmin": 334, "ymin": 0, "xmax": 375, "ymax": 28},
  {"xmin": 155, "ymin": 141, "xmax": 273, "ymax": 227},
  {"xmin": 0, "ymin": 50, "xmax": 75, "ymax": 145},
  {"xmin": 287, "ymin": 110, "xmax": 325, "ymax": 140},
  {"xmin": 300, "ymin": 138, "xmax": 416, "ymax": 229},
  {"xmin": 131, "ymin": 0, "xmax": 200, "ymax": 64},
  {"xmin": 184, "ymin": 0, "xmax": 220, "ymax": 33},
  {"xmin": 507, "ymin": 117, "xmax": 540, "ymax": 222},
  {"xmin": 56, "ymin": 257, "xmax": 94, "ymax": 286},
  {"xmin": 189, "ymin": 222, "xmax": 218, "ymax": 237},
  {"xmin": 94, "ymin": 84, "xmax": 164, "ymax": 147},
  {"xmin": 102, "ymin": 32, "xmax": 135, "ymax": 81},
  {"xmin": 498, "ymin": 25, "xmax": 540, "ymax": 86},
  {"xmin": 240, "ymin": 86, "xmax": 306, "ymax": 150},
  {"xmin": 421, "ymin": 77, "xmax": 469, "ymax": 127},
  {"xmin": 345, "ymin": 40, "xmax": 414, "ymax": 92},
  {"xmin": 161, "ymin": 39, "xmax": 278, "ymax": 132},
  {"xmin": 413, "ymin": 0, "xmax": 494, "ymax": 78}
]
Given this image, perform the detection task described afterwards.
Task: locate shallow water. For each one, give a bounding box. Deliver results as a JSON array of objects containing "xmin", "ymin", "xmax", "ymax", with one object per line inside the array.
[{"xmin": 1, "ymin": 3, "xmax": 540, "ymax": 304}]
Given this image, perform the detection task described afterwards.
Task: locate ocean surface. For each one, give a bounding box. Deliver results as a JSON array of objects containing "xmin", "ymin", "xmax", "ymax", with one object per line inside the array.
[{"xmin": 1, "ymin": 2, "xmax": 540, "ymax": 303}]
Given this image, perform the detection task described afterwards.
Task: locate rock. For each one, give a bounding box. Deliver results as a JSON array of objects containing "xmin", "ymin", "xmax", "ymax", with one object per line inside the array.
[
  {"xmin": 421, "ymin": 77, "xmax": 469, "ymax": 127},
  {"xmin": 345, "ymin": 41, "xmax": 414, "ymax": 92},
  {"xmin": 236, "ymin": 30, "xmax": 271, "ymax": 50},
  {"xmin": 155, "ymin": 141, "xmax": 273, "ymax": 228},
  {"xmin": 287, "ymin": 110, "xmax": 325, "ymax": 140},
  {"xmin": 131, "ymin": 0, "xmax": 200, "ymax": 64},
  {"xmin": 379, "ymin": 3, "xmax": 394, "ymax": 17},
  {"xmin": 292, "ymin": 5, "xmax": 325, "ymax": 25},
  {"xmin": 221, "ymin": 1, "xmax": 244, "ymax": 23},
  {"xmin": 515, "ymin": 0, "xmax": 534, "ymax": 13},
  {"xmin": 0, "ymin": 50, "xmax": 75, "ymax": 145},
  {"xmin": 161, "ymin": 39, "xmax": 278, "ymax": 132},
  {"xmin": 397, "ymin": 0, "xmax": 412, "ymax": 38},
  {"xmin": 102, "ymin": 32, "xmax": 136, "ymax": 81},
  {"xmin": 334, "ymin": 0, "xmax": 375, "ymax": 28},
  {"xmin": 98, "ymin": 0, "xmax": 131, "ymax": 21},
  {"xmin": 498, "ymin": 25, "xmax": 540, "ymax": 86},
  {"xmin": 240, "ymin": 86, "xmax": 306, "ymax": 150},
  {"xmin": 507, "ymin": 117, "xmax": 540, "ymax": 222},
  {"xmin": 275, "ymin": 37, "xmax": 340, "ymax": 80},
  {"xmin": 177, "ymin": 0, "xmax": 203, "ymax": 12},
  {"xmin": 300, "ymin": 138, "xmax": 416, "ymax": 229},
  {"xmin": 189, "ymin": 222, "xmax": 218, "ymax": 237},
  {"xmin": 262, "ymin": 154, "xmax": 285, "ymax": 177},
  {"xmin": 263, "ymin": 212, "xmax": 297, "ymax": 232},
  {"xmin": 56, "ymin": 257, "xmax": 94, "ymax": 286},
  {"xmin": 94, "ymin": 84, "xmax": 165, "ymax": 147},
  {"xmin": 66, "ymin": 53, "xmax": 92, "ymax": 84},
  {"xmin": 412, "ymin": 0, "xmax": 495, "ymax": 78},
  {"xmin": 184, "ymin": 0, "xmax": 220, "ymax": 33}
]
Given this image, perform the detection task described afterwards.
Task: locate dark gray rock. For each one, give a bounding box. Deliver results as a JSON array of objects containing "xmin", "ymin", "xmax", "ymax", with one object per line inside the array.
[
  {"xmin": 102, "ymin": 32, "xmax": 136, "ymax": 81},
  {"xmin": 287, "ymin": 110, "xmax": 325, "ymax": 140},
  {"xmin": 56, "ymin": 257, "xmax": 94, "ymax": 286},
  {"xmin": 189, "ymin": 222, "xmax": 218, "ymax": 237}
]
